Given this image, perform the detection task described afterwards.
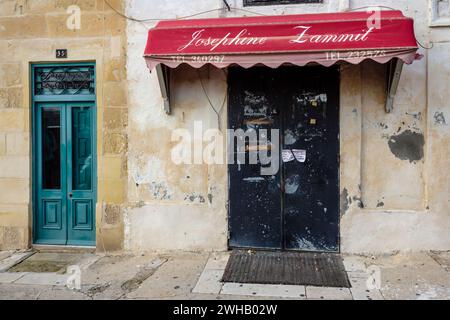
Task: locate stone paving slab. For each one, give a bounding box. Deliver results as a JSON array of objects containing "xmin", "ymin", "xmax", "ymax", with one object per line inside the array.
[
  {"xmin": 305, "ymin": 286, "xmax": 352, "ymax": 300},
  {"xmin": 0, "ymin": 251, "xmax": 35, "ymax": 272},
  {"xmin": 367, "ymin": 253, "xmax": 450, "ymax": 300},
  {"xmin": 204, "ymin": 252, "xmax": 230, "ymax": 270},
  {"xmin": 348, "ymin": 276, "xmax": 384, "ymax": 300},
  {"xmin": 221, "ymin": 283, "xmax": 306, "ymax": 299},
  {"xmin": 37, "ymin": 287, "xmax": 91, "ymax": 300},
  {"xmin": 0, "ymin": 251, "xmax": 13, "ymax": 262},
  {"xmin": 126, "ymin": 253, "xmax": 208, "ymax": 299},
  {"xmin": 430, "ymin": 251, "xmax": 450, "ymax": 272},
  {"xmin": 14, "ymin": 272, "xmax": 69, "ymax": 286},
  {"xmin": 0, "ymin": 272, "xmax": 28, "ymax": 284},
  {"xmin": 343, "ymin": 255, "xmax": 368, "ymax": 272},
  {"xmin": 0, "ymin": 284, "xmax": 44, "ymax": 300},
  {"xmin": 192, "ymin": 269, "xmax": 224, "ymax": 294}
]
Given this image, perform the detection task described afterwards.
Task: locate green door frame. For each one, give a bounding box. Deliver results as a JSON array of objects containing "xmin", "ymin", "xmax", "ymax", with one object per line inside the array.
[{"xmin": 31, "ymin": 62, "xmax": 97, "ymax": 246}]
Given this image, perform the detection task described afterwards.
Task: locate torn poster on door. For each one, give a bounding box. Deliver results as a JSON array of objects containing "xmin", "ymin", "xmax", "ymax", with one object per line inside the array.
[
  {"xmin": 293, "ymin": 149, "xmax": 306, "ymax": 163},
  {"xmin": 282, "ymin": 149, "xmax": 306, "ymax": 163},
  {"xmin": 282, "ymin": 149, "xmax": 295, "ymax": 162}
]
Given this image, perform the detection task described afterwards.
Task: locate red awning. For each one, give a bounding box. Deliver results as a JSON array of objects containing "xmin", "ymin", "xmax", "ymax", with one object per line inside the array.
[{"xmin": 144, "ymin": 10, "xmax": 420, "ymax": 70}]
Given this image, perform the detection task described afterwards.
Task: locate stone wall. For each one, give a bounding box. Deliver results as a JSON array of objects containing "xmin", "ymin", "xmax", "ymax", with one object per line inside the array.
[
  {"xmin": 0, "ymin": 0, "xmax": 127, "ymax": 251},
  {"xmin": 1, "ymin": 0, "xmax": 449, "ymax": 254}
]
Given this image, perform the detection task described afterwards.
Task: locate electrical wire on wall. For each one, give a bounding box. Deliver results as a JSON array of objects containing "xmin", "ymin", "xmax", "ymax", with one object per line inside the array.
[
  {"xmin": 197, "ymin": 68, "xmax": 227, "ymax": 133},
  {"xmin": 105, "ymin": 1, "xmax": 432, "ymax": 50},
  {"xmin": 104, "ymin": 0, "xmax": 266, "ymax": 24}
]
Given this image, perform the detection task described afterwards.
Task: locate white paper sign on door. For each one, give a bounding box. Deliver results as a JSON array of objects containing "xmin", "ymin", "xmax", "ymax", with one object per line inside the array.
[
  {"xmin": 292, "ymin": 149, "xmax": 306, "ymax": 163},
  {"xmin": 282, "ymin": 149, "xmax": 295, "ymax": 162}
]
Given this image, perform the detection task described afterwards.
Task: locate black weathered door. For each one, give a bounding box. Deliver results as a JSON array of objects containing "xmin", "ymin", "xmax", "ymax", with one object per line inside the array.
[
  {"xmin": 228, "ymin": 68, "xmax": 283, "ymax": 249},
  {"xmin": 228, "ymin": 66, "xmax": 340, "ymax": 252}
]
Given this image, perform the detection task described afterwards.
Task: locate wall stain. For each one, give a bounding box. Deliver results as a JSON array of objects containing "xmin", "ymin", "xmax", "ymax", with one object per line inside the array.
[
  {"xmin": 376, "ymin": 200, "xmax": 385, "ymax": 208},
  {"xmin": 434, "ymin": 111, "xmax": 447, "ymax": 125},
  {"xmin": 184, "ymin": 193, "xmax": 206, "ymax": 203},
  {"xmin": 406, "ymin": 111, "xmax": 422, "ymax": 121},
  {"xmin": 149, "ymin": 182, "xmax": 171, "ymax": 200},
  {"xmin": 352, "ymin": 195, "xmax": 364, "ymax": 209},
  {"xmin": 340, "ymin": 188, "xmax": 349, "ymax": 216},
  {"xmin": 388, "ymin": 130, "xmax": 425, "ymax": 163}
]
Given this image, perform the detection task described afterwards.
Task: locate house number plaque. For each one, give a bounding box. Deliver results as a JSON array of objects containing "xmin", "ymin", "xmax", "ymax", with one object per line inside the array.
[{"xmin": 56, "ymin": 49, "xmax": 68, "ymax": 58}]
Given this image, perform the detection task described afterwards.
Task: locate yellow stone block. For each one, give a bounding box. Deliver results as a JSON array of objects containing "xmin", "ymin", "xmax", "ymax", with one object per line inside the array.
[
  {"xmin": 98, "ymin": 179, "xmax": 125, "ymax": 203},
  {"xmin": 103, "ymin": 58, "xmax": 126, "ymax": 82},
  {"xmin": 103, "ymin": 82, "xmax": 127, "ymax": 107},
  {"xmin": 103, "ymin": 36, "xmax": 126, "ymax": 59},
  {"xmin": 103, "ymin": 107, "xmax": 127, "ymax": 132},
  {"xmin": 97, "ymin": 225, "xmax": 124, "ymax": 252},
  {"xmin": 0, "ymin": 63, "xmax": 22, "ymax": 87},
  {"xmin": 25, "ymin": 0, "xmax": 57, "ymax": 14},
  {"xmin": 102, "ymin": 156, "xmax": 126, "ymax": 180},
  {"xmin": 54, "ymin": 0, "xmax": 97, "ymax": 11},
  {"xmin": 0, "ymin": 109, "xmax": 25, "ymax": 132},
  {"xmin": 103, "ymin": 12, "xmax": 125, "ymax": 36},
  {"xmin": 0, "ymin": 0, "xmax": 16, "ymax": 16},
  {"xmin": 98, "ymin": 0, "xmax": 123, "ymax": 11},
  {"xmin": 0, "ymin": 204, "xmax": 29, "ymax": 227},
  {"xmin": 103, "ymin": 132, "xmax": 127, "ymax": 155},
  {"xmin": 102, "ymin": 203, "xmax": 122, "ymax": 226},
  {"xmin": 0, "ymin": 87, "xmax": 22, "ymax": 109},
  {"xmin": 0, "ymin": 0, "xmax": 86, "ymax": 15},
  {"xmin": 0, "ymin": 15, "xmax": 48, "ymax": 39},
  {"xmin": 6, "ymin": 132, "xmax": 29, "ymax": 156},
  {"xmin": 0, "ymin": 156, "xmax": 30, "ymax": 179},
  {"xmin": 0, "ymin": 226, "xmax": 29, "ymax": 250},
  {"xmin": 0, "ymin": 178, "xmax": 29, "ymax": 204},
  {"xmin": 0, "ymin": 134, "xmax": 5, "ymax": 156}
]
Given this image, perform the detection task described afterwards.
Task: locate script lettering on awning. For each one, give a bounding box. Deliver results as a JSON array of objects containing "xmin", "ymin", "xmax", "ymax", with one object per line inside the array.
[
  {"xmin": 177, "ymin": 29, "xmax": 267, "ymax": 52},
  {"xmin": 177, "ymin": 26, "xmax": 376, "ymax": 53},
  {"xmin": 144, "ymin": 11, "xmax": 420, "ymax": 69},
  {"xmin": 289, "ymin": 26, "xmax": 374, "ymax": 44}
]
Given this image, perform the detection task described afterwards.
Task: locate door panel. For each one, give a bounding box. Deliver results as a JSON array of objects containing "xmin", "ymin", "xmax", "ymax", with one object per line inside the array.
[
  {"xmin": 34, "ymin": 102, "xmax": 95, "ymax": 246},
  {"xmin": 35, "ymin": 104, "xmax": 67, "ymax": 244},
  {"xmin": 228, "ymin": 68, "xmax": 282, "ymax": 249},
  {"xmin": 71, "ymin": 106, "xmax": 92, "ymax": 191},
  {"xmin": 281, "ymin": 68, "xmax": 340, "ymax": 252},
  {"xmin": 228, "ymin": 66, "xmax": 340, "ymax": 252},
  {"xmin": 67, "ymin": 103, "xmax": 95, "ymax": 245},
  {"xmin": 42, "ymin": 200, "xmax": 62, "ymax": 229}
]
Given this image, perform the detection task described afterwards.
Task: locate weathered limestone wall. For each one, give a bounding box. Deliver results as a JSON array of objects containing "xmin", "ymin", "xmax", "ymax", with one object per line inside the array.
[
  {"xmin": 340, "ymin": 0, "xmax": 450, "ymax": 253},
  {"xmin": 125, "ymin": 63, "xmax": 228, "ymax": 251},
  {"xmin": 126, "ymin": 0, "xmax": 450, "ymax": 253},
  {"xmin": 124, "ymin": 1, "xmax": 360, "ymax": 253},
  {"xmin": 0, "ymin": 0, "xmax": 127, "ymax": 251}
]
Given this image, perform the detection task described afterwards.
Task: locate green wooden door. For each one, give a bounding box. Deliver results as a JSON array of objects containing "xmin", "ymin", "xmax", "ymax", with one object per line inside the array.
[{"xmin": 35, "ymin": 102, "xmax": 95, "ymax": 246}]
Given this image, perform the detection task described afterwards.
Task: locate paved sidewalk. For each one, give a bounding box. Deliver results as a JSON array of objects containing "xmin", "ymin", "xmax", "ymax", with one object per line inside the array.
[{"xmin": 0, "ymin": 250, "xmax": 449, "ymax": 300}]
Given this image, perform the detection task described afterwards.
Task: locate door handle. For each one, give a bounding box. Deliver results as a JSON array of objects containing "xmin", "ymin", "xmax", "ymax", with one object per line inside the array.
[{"xmin": 69, "ymin": 193, "xmax": 73, "ymax": 198}]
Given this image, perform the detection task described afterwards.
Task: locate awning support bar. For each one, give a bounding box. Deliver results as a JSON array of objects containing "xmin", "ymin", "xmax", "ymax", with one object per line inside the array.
[
  {"xmin": 385, "ymin": 58, "xmax": 404, "ymax": 113},
  {"xmin": 156, "ymin": 64, "xmax": 171, "ymax": 114}
]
